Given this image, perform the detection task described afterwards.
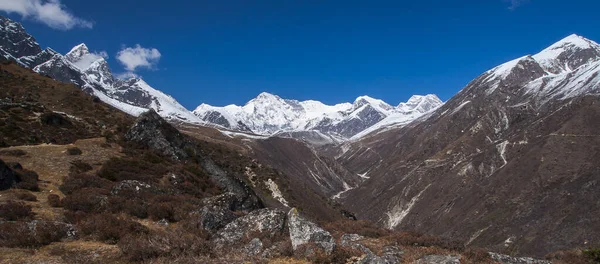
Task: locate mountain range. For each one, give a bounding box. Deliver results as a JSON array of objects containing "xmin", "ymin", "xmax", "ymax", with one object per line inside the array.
[
  {"xmin": 1, "ymin": 14, "xmax": 600, "ymax": 258},
  {"xmin": 0, "ymin": 15, "xmax": 443, "ymax": 143}
]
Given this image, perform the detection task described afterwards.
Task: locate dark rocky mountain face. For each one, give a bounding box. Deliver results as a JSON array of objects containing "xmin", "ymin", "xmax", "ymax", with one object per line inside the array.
[
  {"xmin": 0, "ymin": 17, "xmax": 41, "ymax": 59},
  {"xmin": 330, "ymin": 35, "xmax": 600, "ymax": 257}
]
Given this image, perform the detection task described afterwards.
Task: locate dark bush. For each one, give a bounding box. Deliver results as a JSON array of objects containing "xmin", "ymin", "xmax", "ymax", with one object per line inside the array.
[
  {"xmin": 40, "ymin": 112, "xmax": 71, "ymax": 127},
  {"xmin": 108, "ymin": 196, "xmax": 148, "ymax": 219},
  {"xmin": 387, "ymin": 231, "xmax": 464, "ymax": 251},
  {"xmin": 324, "ymin": 220, "xmax": 388, "ymax": 238},
  {"xmin": 147, "ymin": 195, "xmax": 196, "ymax": 222},
  {"xmin": 15, "ymin": 192, "xmax": 37, "ymax": 201},
  {"xmin": 546, "ymin": 250, "xmax": 596, "ymax": 264},
  {"xmin": 62, "ymin": 188, "xmax": 109, "ymax": 213},
  {"xmin": 462, "ymin": 247, "xmax": 492, "ymax": 262},
  {"xmin": 60, "ymin": 173, "xmax": 112, "ymax": 195},
  {"xmin": 118, "ymin": 228, "xmax": 211, "ymax": 261},
  {"xmin": 69, "ymin": 160, "xmax": 92, "ymax": 174},
  {"xmin": 66, "ymin": 147, "xmax": 82, "ymax": 155},
  {"xmin": 0, "ymin": 221, "xmax": 71, "ymax": 248},
  {"xmin": 13, "ymin": 167, "xmax": 39, "ymax": 191},
  {"xmin": 97, "ymin": 157, "xmax": 168, "ymax": 182},
  {"xmin": 47, "ymin": 194, "xmax": 63, "ymax": 207},
  {"xmin": 583, "ymin": 248, "xmax": 600, "ymax": 263},
  {"xmin": 77, "ymin": 213, "xmax": 148, "ymax": 244},
  {"xmin": 0, "ymin": 201, "xmax": 34, "ymax": 221}
]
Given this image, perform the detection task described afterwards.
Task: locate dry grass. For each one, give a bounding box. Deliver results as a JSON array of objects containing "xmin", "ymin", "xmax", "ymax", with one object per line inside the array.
[
  {"xmin": 0, "ymin": 240, "xmax": 123, "ymax": 264},
  {"xmin": 0, "ymin": 137, "xmax": 122, "ymax": 221}
]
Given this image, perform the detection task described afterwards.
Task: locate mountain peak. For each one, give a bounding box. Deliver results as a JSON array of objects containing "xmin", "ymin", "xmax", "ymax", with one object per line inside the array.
[
  {"xmin": 533, "ymin": 34, "xmax": 600, "ymax": 74},
  {"xmin": 398, "ymin": 94, "xmax": 443, "ymax": 113},
  {"xmin": 66, "ymin": 43, "xmax": 90, "ymax": 57}
]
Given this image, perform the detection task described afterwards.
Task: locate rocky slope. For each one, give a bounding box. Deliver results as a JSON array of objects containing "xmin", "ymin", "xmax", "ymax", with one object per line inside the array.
[{"xmin": 330, "ymin": 34, "xmax": 600, "ymax": 257}]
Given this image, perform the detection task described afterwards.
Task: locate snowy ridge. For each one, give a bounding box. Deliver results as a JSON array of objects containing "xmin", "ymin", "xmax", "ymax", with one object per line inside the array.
[
  {"xmin": 0, "ymin": 15, "xmax": 201, "ymax": 124},
  {"xmin": 194, "ymin": 93, "xmax": 444, "ymax": 140},
  {"xmin": 481, "ymin": 34, "xmax": 600, "ymax": 101}
]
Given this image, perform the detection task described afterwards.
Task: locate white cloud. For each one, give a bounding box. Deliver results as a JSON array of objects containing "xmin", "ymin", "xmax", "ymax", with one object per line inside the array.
[
  {"xmin": 116, "ymin": 44, "xmax": 161, "ymax": 72},
  {"xmin": 0, "ymin": 0, "xmax": 93, "ymax": 30},
  {"xmin": 115, "ymin": 72, "xmax": 140, "ymax": 80},
  {"xmin": 71, "ymin": 51, "xmax": 108, "ymax": 70},
  {"xmin": 505, "ymin": 0, "xmax": 529, "ymax": 10}
]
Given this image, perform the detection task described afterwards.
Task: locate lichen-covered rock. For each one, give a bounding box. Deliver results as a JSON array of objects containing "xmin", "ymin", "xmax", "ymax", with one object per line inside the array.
[
  {"xmin": 110, "ymin": 180, "xmax": 153, "ymax": 195},
  {"xmin": 0, "ymin": 159, "xmax": 17, "ymax": 190},
  {"xmin": 489, "ymin": 252, "xmax": 551, "ymax": 264},
  {"xmin": 242, "ymin": 238, "xmax": 264, "ymax": 256},
  {"xmin": 213, "ymin": 208, "xmax": 286, "ymax": 249},
  {"xmin": 288, "ymin": 208, "xmax": 335, "ymax": 254},
  {"xmin": 416, "ymin": 255, "xmax": 460, "ymax": 264},
  {"xmin": 125, "ymin": 109, "xmax": 189, "ymax": 161},
  {"xmin": 340, "ymin": 234, "xmax": 402, "ymax": 264},
  {"xmin": 193, "ymin": 204, "xmax": 237, "ymax": 232}
]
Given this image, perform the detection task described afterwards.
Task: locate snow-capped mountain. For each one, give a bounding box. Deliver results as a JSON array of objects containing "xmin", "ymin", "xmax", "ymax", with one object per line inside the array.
[
  {"xmin": 0, "ymin": 16, "xmax": 200, "ymax": 123},
  {"xmin": 193, "ymin": 93, "xmax": 443, "ymax": 141},
  {"xmin": 0, "ymin": 14, "xmax": 443, "ymax": 142},
  {"xmin": 332, "ymin": 34, "xmax": 600, "ymax": 256}
]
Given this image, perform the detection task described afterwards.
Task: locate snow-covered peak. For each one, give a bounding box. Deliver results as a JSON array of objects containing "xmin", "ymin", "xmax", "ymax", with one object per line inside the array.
[
  {"xmin": 64, "ymin": 43, "xmax": 108, "ymax": 71},
  {"xmin": 543, "ymin": 34, "xmax": 599, "ymax": 52},
  {"xmin": 353, "ymin": 95, "xmax": 393, "ymax": 113},
  {"xmin": 533, "ymin": 34, "xmax": 600, "ymax": 74},
  {"xmin": 398, "ymin": 94, "xmax": 443, "ymax": 113},
  {"xmin": 65, "ymin": 43, "xmax": 90, "ymax": 61}
]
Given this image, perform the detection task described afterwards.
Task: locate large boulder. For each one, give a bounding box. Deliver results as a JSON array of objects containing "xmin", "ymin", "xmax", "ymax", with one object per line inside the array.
[
  {"xmin": 489, "ymin": 252, "xmax": 551, "ymax": 264},
  {"xmin": 191, "ymin": 194, "xmax": 239, "ymax": 232},
  {"xmin": 125, "ymin": 109, "xmax": 189, "ymax": 161},
  {"xmin": 416, "ymin": 255, "xmax": 460, "ymax": 264},
  {"xmin": 287, "ymin": 208, "xmax": 335, "ymax": 254},
  {"xmin": 0, "ymin": 159, "xmax": 18, "ymax": 190},
  {"xmin": 213, "ymin": 208, "xmax": 286, "ymax": 249},
  {"xmin": 340, "ymin": 234, "xmax": 403, "ymax": 264}
]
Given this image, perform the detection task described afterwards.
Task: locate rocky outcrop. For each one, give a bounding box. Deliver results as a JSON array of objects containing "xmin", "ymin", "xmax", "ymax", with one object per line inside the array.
[
  {"xmin": 125, "ymin": 109, "xmax": 189, "ymax": 161},
  {"xmin": 126, "ymin": 110, "xmax": 263, "ymax": 211},
  {"xmin": 110, "ymin": 180, "xmax": 153, "ymax": 195},
  {"xmin": 489, "ymin": 252, "xmax": 551, "ymax": 264},
  {"xmin": 0, "ymin": 159, "xmax": 17, "ymax": 190},
  {"xmin": 213, "ymin": 208, "xmax": 286, "ymax": 249},
  {"xmin": 340, "ymin": 234, "xmax": 403, "ymax": 264},
  {"xmin": 192, "ymin": 194, "xmax": 239, "ymax": 232},
  {"xmin": 415, "ymin": 255, "xmax": 461, "ymax": 264},
  {"xmin": 287, "ymin": 208, "xmax": 335, "ymax": 254}
]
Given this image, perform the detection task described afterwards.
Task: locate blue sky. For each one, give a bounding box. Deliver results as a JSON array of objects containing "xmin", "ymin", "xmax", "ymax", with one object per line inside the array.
[{"xmin": 2, "ymin": 0, "xmax": 600, "ymax": 109}]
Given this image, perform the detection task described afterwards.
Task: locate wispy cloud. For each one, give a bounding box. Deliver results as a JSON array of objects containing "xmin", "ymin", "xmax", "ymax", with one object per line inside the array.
[
  {"xmin": 116, "ymin": 44, "xmax": 161, "ymax": 73},
  {"xmin": 115, "ymin": 72, "xmax": 140, "ymax": 80},
  {"xmin": 0, "ymin": 0, "xmax": 93, "ymax": 30},
  {"xmin": 505, "ymin": 0, "xmax": 530, "ymax": 10}
]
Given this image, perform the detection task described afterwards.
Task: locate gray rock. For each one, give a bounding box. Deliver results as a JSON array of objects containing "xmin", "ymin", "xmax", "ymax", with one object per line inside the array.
[
  {"xmin": 288, "ymin": 208, "xmax": 336, "ymax": 254},
  {"xmin": 489, "ymin": 252, "xmax": 551, "ymax": 264},
  {"xmin": 242, "ymin": 238, "xmax": 264, "ymax": 256},
  {"xmin": 110, "ymin": 180, "xmax": 153, "ymax": 195},
  {"xmin": 213, "ymin": 208, "xmax": 286, "ymax": 248},
  {"xmin": 416, "ymin": 255, "xmax": 460, "ymax": 264},
  {"xmin": 193, "ymin": 203, "xmax": 237, "ymax": 232},
  {"xmin": 125, "ymin": 109, "xmax": 189, "ymax": 161},
  {"xmin": 340, "ymin": 234, "xmax": 403, "ymax": 264},
  {"xmin": 157, "ymin": 219, "xmax": 169, "ymax": 226}
]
